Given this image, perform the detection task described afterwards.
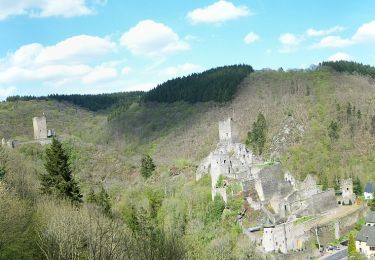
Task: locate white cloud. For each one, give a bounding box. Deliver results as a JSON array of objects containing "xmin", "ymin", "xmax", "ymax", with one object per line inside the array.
[
  {"xmin": 82, "ymin": 66, "xmax": 118, "ymax": 84},
  {"xmin": 278, "ymin": 33, "xmax": 303, "ymax": 52},
  {"xmin": 0, "ymin": 34, "xmax": 118, "ymax": 89},
  {"xmin": 352, "ymin": 20, "xmax": 375, "ymax": 43},
  {"xmin": 160, "ymin": 63, "xmax": 204, "ymax": 78},
  {"xmin": 306, "ymin": 26, "xmax": 344, "ymax": 37},
  {"xmin": 312, "ymin": 36, "xmax": 353, "ymax": 48},
  {"xmin": 0, "ymin": 86, "xmax": 16, "ymax": 99},
  {"xmin": 0, "ymin": 0, "xmax": 96, "ymax": 20},
  {"xmin": 279, "ymin": 33, "xmax": 301, "ymax": 46},
  {"xmin": 120, "ymin": 20, "xmax": 189, "ymax": 57},
  {"xmin": 121, "ymin": 66, "xmax": 132, "ymax": 75},
  {"xmin": 36, "ymin": 35, "xmax": 116, "ymax": 64},
  {"xmin": 327, "ymin": 52, "xmax": 351, "ymax": 62},
  {"xmin": 187, "ymin": 0, "xmax": 251, "ymax": 24},
  {"xmin": 311, "ymin": 20, "xmax": 375, "ymax": 49},
  {"xmin": 244, "ymin": 32, "xmax": 259, "ymax": 44}
]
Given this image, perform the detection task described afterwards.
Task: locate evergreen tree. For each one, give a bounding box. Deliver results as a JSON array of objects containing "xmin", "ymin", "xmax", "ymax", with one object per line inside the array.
[
  {"xmin": 41, "ymin": 138, "xmax": 82, "ymax": 204},
  {"xmin": 357, "ymin": 109, "xmax": 362, "ymax": 120},
  {"xmin": 321, "ymin": 176, "xmax": 329, "ymax": 191},
  {"xmin": 371, "ymin": 115, "xmax": 375, "ymax": 136},
  {"xmin": 86, "ymin": 187, "xmax": 96, "ymax": 203},
  {"xmin": 328, "ymin": 121, "xmax": 339, "ymax": 141},
  {"xmin": 86, "ymin": 186, "xmax": 112, "ymax": 215},
  {"xmin": 346, "ymin": 103, "xmax": 352, "ymax": 123},
  {"xmin": 141, "ymin": 155, "xmax": 156, "ymax": 179},
  {"xmin": 97, "ymin": 186, "xmax": 111, "ymax": 216},
  {"xmin": 348, "ymin": 233, "xmax": 356, "ymax": 257},
  {"xmin": 246, "ymin": 113, "xmax": 267, "ymax": 155},
  {"xmin": 0, "ymin": 165, "xmax": 5, "ymax": 180},
  {"xmin": 334, "ymin": 176, "xmax": 341, "ymax": 194},
  {"xmin": 353, "ymin": 176, "xmax": 363, "ymax": 196}
]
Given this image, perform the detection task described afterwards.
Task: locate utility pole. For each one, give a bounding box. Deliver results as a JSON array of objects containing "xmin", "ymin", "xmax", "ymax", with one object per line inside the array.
[{"xmin": 315, "ymin": 225, "xmax": 321, "ymax": 252}]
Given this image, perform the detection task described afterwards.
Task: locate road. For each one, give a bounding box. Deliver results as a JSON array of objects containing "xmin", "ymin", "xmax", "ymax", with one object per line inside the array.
[{"xmin": 320, "ymin": 248, "xmax": 348, "ymax": 260}]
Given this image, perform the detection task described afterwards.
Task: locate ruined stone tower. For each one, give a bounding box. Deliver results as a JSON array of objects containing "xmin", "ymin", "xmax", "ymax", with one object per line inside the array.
[
  {"xmin": 33, "ymin": 115, "xmax": 47, "ymax": 140},
  {"xmin": 219, "ymin": 118, "xmax": 234, "ymax": 143},
  {"xmin": 340, "ymin": 178, "xmax": 354, "ymax": 204}
]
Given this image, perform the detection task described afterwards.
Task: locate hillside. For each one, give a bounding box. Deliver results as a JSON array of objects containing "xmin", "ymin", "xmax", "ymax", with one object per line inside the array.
[
  {"xmin": 108, "ymin": 67, "xmax": 375, "ymax": 185},
  {"xmin": 2, "ymin": 63, "xmax": 375, "ymax": 259}
]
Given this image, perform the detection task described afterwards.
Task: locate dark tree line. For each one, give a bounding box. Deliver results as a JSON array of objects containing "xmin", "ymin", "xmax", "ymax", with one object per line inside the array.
[
  {"xmin": 6, "ymin": 92, "xmax": 144, "ymax": 112},
  {"xmin": 143, "ymin": 65, "xmax": 254, "ymax": 103},
  {"xmin": 321, "ymin": 60, "xmax": 375, "ymax": 79}
]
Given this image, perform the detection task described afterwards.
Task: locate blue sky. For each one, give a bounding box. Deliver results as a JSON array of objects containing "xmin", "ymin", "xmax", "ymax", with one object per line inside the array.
[{"xmin": 1, "ymin": 0, "xmax": 375, "ymax": 99}]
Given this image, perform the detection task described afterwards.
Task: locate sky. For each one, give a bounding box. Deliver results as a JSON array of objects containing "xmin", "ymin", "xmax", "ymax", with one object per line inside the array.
[{"xmin": 1, "ymin": 0, "xmax": 375, "ymax": 99}]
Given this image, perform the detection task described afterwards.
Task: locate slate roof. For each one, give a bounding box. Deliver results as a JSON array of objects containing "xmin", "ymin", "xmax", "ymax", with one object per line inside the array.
[
  {"xmin": 365, "ymin": 182, "xmax": 374, "ymax": 193},
  {"xmin": 356, "ymin": 225, "xmax": 375, "ymax": 246},
  {"xmin": 366, "ymin": 211, "xmax": 375, "ymax": 223}
]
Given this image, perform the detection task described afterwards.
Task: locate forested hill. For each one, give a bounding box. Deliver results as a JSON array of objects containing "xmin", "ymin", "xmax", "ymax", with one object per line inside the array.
[
  {"xmin": 6, "ymin": 91, "xmax": 144, "ymax": 111},
  {"xmin": 321, "ymin": 60, "xmax": 375, "ymax": 79},
  {"xmin": 143, "ymin": 65, "xmax": 254, "ymax": 103}
]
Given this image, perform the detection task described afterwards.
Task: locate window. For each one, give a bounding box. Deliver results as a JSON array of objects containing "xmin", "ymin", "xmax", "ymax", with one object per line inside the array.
[{"xmin": 370, "ymin": 246, "xmax": 375, "ymax": 251}]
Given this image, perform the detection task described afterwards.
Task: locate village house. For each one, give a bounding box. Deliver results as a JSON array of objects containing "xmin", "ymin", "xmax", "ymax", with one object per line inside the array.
[
  {"xmin": 356, "ymin": 211, "xmax": 375, "ymax": 259},
  {"xmin": 364, "ymin": 183, "xmax": 374, "ymax": 200}
]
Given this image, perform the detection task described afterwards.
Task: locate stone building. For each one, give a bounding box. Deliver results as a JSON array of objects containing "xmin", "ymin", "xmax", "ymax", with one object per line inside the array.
[
  {"xmin": 33, "ymin": 115, "xmax": 48, "ymax": 140},
  {"xmin": 262, "ymin": 222, "xmax": 305, "ymax": 253},
  {"xmin": 271, "ymin": 174, "xmax": 337, "ymax": 220},
  {"xmin": 337, "ymin": 178, "xmax": 355, "ymax": 205},
  {"xmin": 196, "ymin": 118, "xmax": 254, "ymax": 201},
  {"xmin": 356, "ymin": 211, "xmax": 375, "ymax": 258}
]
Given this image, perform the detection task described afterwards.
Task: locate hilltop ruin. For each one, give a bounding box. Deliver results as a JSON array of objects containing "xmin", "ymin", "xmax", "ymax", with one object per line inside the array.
[{"xmin": 1, "ymin": 115, "xmax": 55, "ymax": 148}]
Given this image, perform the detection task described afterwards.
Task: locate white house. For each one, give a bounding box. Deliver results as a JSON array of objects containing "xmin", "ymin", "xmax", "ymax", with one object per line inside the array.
[
  {"xmin": 364, "ymin": 182, "xmax": 374, "ymax": 200},
  {"xmin": 356, "ymin": 211, "xmax": 375, "ymax": 259}
]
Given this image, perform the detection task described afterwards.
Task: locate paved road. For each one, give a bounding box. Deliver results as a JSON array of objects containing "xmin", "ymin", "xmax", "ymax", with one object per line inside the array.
[{"xmin": 320, "ymin": 248, "xmax": 348, "ymax": 260}]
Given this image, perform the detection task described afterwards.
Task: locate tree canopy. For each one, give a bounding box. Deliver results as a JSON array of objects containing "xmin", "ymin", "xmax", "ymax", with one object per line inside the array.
[
  {"xmin": 321, "ymin": 60, "xmax": 375, "ymax": 79},
  {"xmin": 143, "ymin": 65, "xmax": 254, "ymax": 103},
  {"xmin": 6, "ymin": 91, "xmax": 143, "ymax": 112}
]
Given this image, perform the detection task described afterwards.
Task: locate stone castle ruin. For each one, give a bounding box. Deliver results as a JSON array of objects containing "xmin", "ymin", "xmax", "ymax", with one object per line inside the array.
[
  {"xmin": 33, "ymin": 116, "xmax": 48, "ymax": 140},
  {"xmin": 196, "ymin": 118, "xmax": 259, "ymax": 202},
  {"xmin": 1, "ymin": 114, "xmax": 55, "ymax": 148},
  {"xmin": 196, "ymin": 118, "xmax": 353, "ymax": 254}
]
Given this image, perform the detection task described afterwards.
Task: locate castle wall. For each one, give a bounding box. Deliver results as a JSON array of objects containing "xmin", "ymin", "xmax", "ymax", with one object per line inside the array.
[
  {"xmin": 212, "ymin": 188, "xmax": 227, "ymax": 203},
  {"xmin": 310, "ymin": 189, "xmax": 337, "ymax": 214}
]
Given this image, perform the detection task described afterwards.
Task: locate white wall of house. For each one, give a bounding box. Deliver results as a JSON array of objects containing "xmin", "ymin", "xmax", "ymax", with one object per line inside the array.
[
  {"xmin": 364, "ymin": 191, "xmax": 374, "ymax": 200},
  {"xmin": 356, "ymin": 241, "xmax": 375, "ymax": 259}
]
